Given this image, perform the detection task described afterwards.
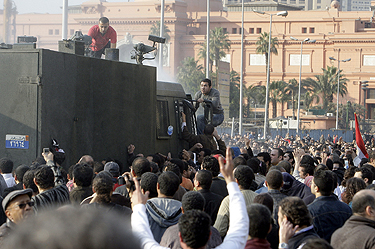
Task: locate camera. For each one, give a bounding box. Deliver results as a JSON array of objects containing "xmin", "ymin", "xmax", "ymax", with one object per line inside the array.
[{"xmin": 148, "ymin": 35, "xmax": 166, "ymax": 44}]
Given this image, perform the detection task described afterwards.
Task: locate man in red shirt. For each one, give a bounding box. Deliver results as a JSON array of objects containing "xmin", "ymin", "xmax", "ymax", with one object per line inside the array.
[{"xmin": 88, "ymin": 17, "xmax": 117, "ymax": 58}]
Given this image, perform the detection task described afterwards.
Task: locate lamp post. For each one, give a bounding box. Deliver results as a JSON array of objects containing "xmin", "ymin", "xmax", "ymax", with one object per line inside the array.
[
  {"xmin": 62, "ymin": 0, "xmax": 68, "ymax": 39},
  {"xmin": 159, "ymin": 0, "xmax": 165, "ymax": 72},
  {"xmin": 346, "ymin": 101, "xmax": 350, "ymax": 130},
  {"xmin": 329, "ymin": 56, "xmax": 351, "ymax": 130},
  {"xmin": 206, "ymin": 0, "xmax": 210, "ymax": 78},
  {"xmin": 290, "ymin": 37, "xmax": 316, "ymax": 134},
  {"xmin": 362, "ymin": 82, "xmax": 369, "ymax": 127},
  {"xmin": 239, "ymin": 0, "xmax": 244, "ymax": 135},
  {"xmin": 253, "ymin": 9, "xmax": 288, "ymax": 139}
]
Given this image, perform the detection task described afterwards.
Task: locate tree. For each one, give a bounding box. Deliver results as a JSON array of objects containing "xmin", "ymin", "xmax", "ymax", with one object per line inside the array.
[
  {"xmin": 198, "ymin": 27, "xmax": 230, "ymax": 87},
  {"xmin": 303, "ymin": 66, "xmax": 348, "ymax": 111},
  {"xmin": 177, "ymin": 57, "xmax": 205, "ymax": 95},
  {"xmin": 245, "ymin": 84, "xmax": 265, "ymax": 117},
  {"xmin": 286, "ymin": 78, "xmax": 299, "ymax": 118},
  {"xmin": 149, "ymin": 21, "xmax": 171, "ymax": 42},
  {"xmin": 338, "ymin": 101, "xmax": 365, "ymax": 129},
  {"xmin": 229, "ymin": 70, "xmax": 241, "ymax": 118},
  {"xmin": 255, "ymin": 32, "xmax": 278, "ymax": 72},
  {"xmin": 269, "ymin": 80, "xmax": 289, "ymax": 118},
  {"xmin": 303, "ymin": 91, "xmax": 320, "ymax": 111}
]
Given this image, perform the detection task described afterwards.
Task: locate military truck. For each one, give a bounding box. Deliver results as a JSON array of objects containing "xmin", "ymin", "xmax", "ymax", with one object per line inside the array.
[{"xmin": 0, "ymin": 46, "xmax": 197, "ymax": 168}]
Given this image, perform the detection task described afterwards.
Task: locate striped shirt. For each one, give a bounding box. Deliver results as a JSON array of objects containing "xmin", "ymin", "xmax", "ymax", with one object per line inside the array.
[{"xmin": 214, "ymin": 188, "xmax": 258, "ymax": 237}]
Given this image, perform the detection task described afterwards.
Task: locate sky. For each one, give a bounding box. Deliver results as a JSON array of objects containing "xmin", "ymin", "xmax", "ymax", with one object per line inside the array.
[{"xmin": 1, "ymin": 0, "xmax": 130, "ymax": 14}]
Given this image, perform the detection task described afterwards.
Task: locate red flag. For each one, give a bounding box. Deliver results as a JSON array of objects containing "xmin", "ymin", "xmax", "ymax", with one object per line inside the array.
[{"xmin": 354, "ymin": 113, "xmax": 368, "ymax": 166}]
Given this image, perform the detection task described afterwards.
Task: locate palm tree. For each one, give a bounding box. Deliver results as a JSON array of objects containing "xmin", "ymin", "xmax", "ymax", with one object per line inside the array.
[
  {"xmin": 303, "ymin": 66, "xmax": 348, "ymax": 111},
  {"xmin": 177, "ymin": 57, "xmax": 205, "ymax": 94},
  {"xmin": 269, "ymin": 80, "xmax": 289, "ymax": 118},
  {"xmin": 255, "ymin": 32, "xmax": 279, "ymax": 72},
  {"xmin": 229, "ymin": 70, "xmax": 241, "ymax": 118},
  {"xmin": 286, "ymin": 78, "xmax": 299, "ymax": 119},
  {"xmin": 303, "ymin": 91, "xmax": 320, "ymax": 111},
  {"xmin": 150, "ymin": 21, "xmax": 171, "ymax": 42},
  {"xmin": 198, "ymin": 27, "xmax": 230, "ymax": 87},
  {"xmin": 245, "ymin": 84, "xmax": 265, "ymax": 117}
]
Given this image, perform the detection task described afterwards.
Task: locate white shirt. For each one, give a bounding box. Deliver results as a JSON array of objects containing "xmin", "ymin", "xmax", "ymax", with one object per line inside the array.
[
  {"xmin": 2, "ymin": 173, "xmax": 16, "ymax": 188},
  {"xmin": 131, "ymin": 182, "xmax": 249, "ymax": 249}
]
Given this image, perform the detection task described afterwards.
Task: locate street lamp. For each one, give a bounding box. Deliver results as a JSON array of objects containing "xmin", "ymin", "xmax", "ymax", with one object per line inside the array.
[
  {"xmin": 159, "ymin": 0, "xmax": 165, "ymax": 72},
  {"xmin": 239, "ymin": 0, "xmax": 245, "ymax": 135},
  {"xmin": 253, "ymin": 9, "xmax": 288, "ymax": 139},
  {"xmin": 62, "ymin": 0, "xmax": 68, "ymax": 39},
  {"xmin": 290, "ymin": 37, "xmax": 316, "ymax": 134},
  {"xmin": 206, "ymin": 0, "xmax": 210, "ymax": 78},
  {"xmin": 362, "ymin": 82, "xmax": 369, "ymax": 125},
  {"xmin": 329, "ymin": 56, "xmax": 351, "ymax": 130}
]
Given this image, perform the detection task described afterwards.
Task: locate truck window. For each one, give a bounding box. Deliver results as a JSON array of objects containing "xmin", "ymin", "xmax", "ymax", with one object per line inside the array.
[{"xmin": 156, "ymin": 100, "xmax": 170, "ymax": 139}]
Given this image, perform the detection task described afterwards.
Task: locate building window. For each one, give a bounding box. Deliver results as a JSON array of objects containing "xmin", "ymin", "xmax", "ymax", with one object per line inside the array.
[
  {"xmin": 49, "ymin": 29, "xmax": 53, "ymax": 35},
  {"xmin": 232, "ymin": 28, "xmax": 237, "ymax": 34},
  {"xmin": 310, "ymin": 27, "xmax": 315, "ymax": 33},
  {"xmin": 302, "ymin": 27, "xmax": 307, "ymax": 33},
  {"xmin": 291, "ymin": 0, "xmax": 296, "ymax": 4},
  {"xmin": 363, "ymin": 55, "xmax": 375, "ymax": 66},
  {"xmin": 223, "ymin": 28, "xmax": 227, "ymax": 33},
  {"xmin": 55, "ymin": 29, "xmax": 59, "ymax": 35},
  {"xmin": 317, "ymin": 6, "xmax": 321, "ymax": 8},
  {"xmin": 156, "ymin": 100, "xmax": 170, "ymax": 139},
  {"xmin": 250, "ymin": 54, "xmax": 266, "ymax": 65},
  {"xmin": 249, "ymin": 28, "xmax": 254, "ymax": 34},
  {"xmin": 239, "ymin": 28, "xmax": 242, "ymax": 34},
  {"xmin": 257, "ymin": 28, "xmax": 262, "ymax": 34},
  {"xmin": 290, "ymin": 54, "xmax": 310, "ymax": 66},
  {"xmin": 70, "ymin": 29, "xmax": 75, "ymax": 35},
  {"xmin": 317, "ymin": 0, "xmax": 321, "ymax": 3}
]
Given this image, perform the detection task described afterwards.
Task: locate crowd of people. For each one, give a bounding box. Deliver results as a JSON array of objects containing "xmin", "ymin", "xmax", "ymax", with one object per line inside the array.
[{"xmin": 0, "ymin": 128, "xmax": 374, "ymax": 249}]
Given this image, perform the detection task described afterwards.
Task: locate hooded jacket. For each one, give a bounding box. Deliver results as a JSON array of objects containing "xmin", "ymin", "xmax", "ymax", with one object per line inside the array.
[
  {"xmin": 145, "ymin": 198, "xmax": 182, "ymax": 243},
  {"xmin": 281, "ymin": 173, "xmax": 315, "ymax": 205}
]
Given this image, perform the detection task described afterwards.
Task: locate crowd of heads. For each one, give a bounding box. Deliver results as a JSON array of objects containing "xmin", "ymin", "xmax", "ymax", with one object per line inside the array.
[{"xmin": 0, "ymin": 129, "xmax": 374, "ymax": 249}]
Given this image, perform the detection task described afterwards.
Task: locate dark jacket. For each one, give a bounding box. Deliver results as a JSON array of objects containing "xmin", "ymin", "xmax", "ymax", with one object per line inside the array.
[
  {"xmin": 331, "ymin": 215, "xmax": 375, "ymax": 249},
  {"xmin": 210, "ymin": 177, "xmax": 228, "ymax": 198},
  {"xmin": 146, "ymin": 198, "xmax": 182, "ymax": 243},
  {"xmin": 198, "ymin": 189, "xmax": 223, "ymax": 225},
  {"xmin": 2, "ymin": 182, "xmax": 23, "ymax": 198},
  {"xmin": 288, "ymin": 226, "xmax": 319, "ymax": 249},
  {"xmin": 308, "ymin": 195, "xmax": 352, "ymax": 242},
  {"xmin": 32, "ymin": 184, "xmax": 70, "ymax": 213},
  {"xmin": 181, "ymin": 127, "xmax": 226, "ymax": 152},
  {"xmin": 69, "ymin": 186, "xmax": 93, "ymax": 206},
  {"xmin": 268, "ymin": 189, "xmax": 288, "ymax": 224},
  {"xmin": 82, "ymin": 202, "xmax": 132, "ymax": 218},
  {"xmin": 0, "ymin": 219, "xmax": 14, "ymax": 245},
  {"xmin": 160, "ymin": 224, "xmax": 222, "ymax": 249},
  {"xmin": 281, "ymin": 173, "xmax": 315, "ymax": 205}
]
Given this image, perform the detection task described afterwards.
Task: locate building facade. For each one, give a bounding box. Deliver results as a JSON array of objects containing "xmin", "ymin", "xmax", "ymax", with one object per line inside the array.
[{"xmin": 1, "ymin": 0, "xmax": 375, "ymax": 128}]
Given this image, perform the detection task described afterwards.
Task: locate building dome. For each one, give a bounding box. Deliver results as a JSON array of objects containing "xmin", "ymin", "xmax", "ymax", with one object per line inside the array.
[{"xmin": 330, "ymin": 0, "xmax": 340, "ymax": 9}]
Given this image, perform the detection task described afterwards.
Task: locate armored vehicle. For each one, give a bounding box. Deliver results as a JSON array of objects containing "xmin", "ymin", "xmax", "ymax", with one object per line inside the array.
[{"xmin": 0, "ymin": 47, "xmax": 197, "ymax": 168}]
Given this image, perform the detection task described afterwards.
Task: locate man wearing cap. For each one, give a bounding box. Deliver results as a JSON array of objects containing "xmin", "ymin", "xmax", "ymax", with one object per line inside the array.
[
  {"xmin": 0, "ymin": 189, "xmax": 34, "ymax": 243},
  {"xmin": 104, "ymin": 161, "xmax": 124, "ymax": 191}
]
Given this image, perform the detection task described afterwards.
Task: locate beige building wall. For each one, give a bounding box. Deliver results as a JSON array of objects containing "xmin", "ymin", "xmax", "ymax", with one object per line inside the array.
[{"xmin": 1, "ymin": 0, "xmax": 375, "ymax": 126}]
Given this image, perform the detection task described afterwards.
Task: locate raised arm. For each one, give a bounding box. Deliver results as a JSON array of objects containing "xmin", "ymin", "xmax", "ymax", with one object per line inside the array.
[{"xmin": 216, "ymin": 148, "xmax": 249, "ymax": 249}]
